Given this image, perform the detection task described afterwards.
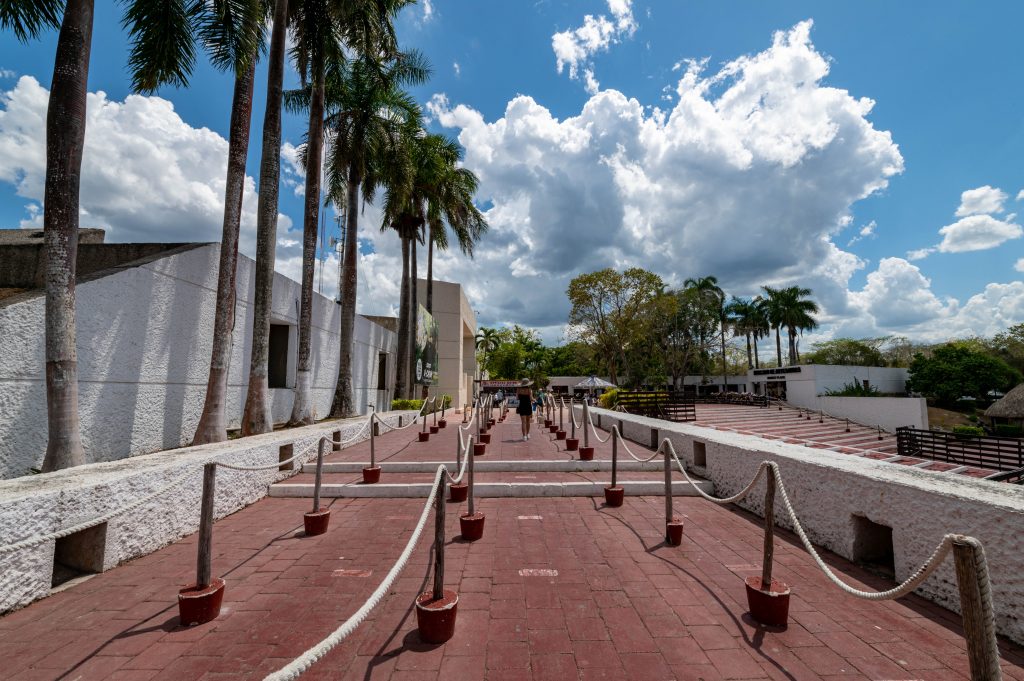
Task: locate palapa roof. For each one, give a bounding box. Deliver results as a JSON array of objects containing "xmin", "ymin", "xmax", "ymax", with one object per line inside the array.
[{"xmin": 984, "ymin": 383, "xmax": 1024, "ymax": 418}]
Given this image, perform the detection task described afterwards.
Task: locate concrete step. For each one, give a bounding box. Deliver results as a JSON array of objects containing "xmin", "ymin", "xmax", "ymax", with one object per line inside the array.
[
  {"xmin": 303, "ymin": 459, "xmax": 665, "ymax": 474},
  {"xmin": 269, "ymin": 479, "xmax": 714, "ymax": 499}
]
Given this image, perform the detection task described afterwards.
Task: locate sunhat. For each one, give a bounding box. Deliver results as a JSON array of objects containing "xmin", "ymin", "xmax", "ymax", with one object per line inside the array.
[{"xmin": 519, "ymin": 378, "xmax": 533, "ymax": 386}]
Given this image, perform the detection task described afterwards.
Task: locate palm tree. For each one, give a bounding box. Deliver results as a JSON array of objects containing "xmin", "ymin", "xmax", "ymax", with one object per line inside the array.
[
  {"xmin": 239, "ymin": 0, "xmax": 290, "ymax": 435},
  {"xmin": 325, "ymin": 54, "xmax": 427, "ymax": 416},
  {"xmin": 475, "ymin": 327, "xmax": 500, "ymax": 377},
  {"xmin": 1, "ymin": 0, "xmax": 215, "ymax": 469},
  {"xmin": 179, "ymin": 1, "xmax": 266, "ymax": 445},
  {"xmin": 761, "ymin": 286, "xmax": 819, "ymax": 365},
  {"xmin": 683, "ymin": 276, "xmax": 725, "ymax": 390},
  {"xmin": 726, "ymin": 297, "xmax": 756, "ymax": 370},
  {"xmin": 750, "ymin": 295, "xmax": 770, "ymax": 369}
]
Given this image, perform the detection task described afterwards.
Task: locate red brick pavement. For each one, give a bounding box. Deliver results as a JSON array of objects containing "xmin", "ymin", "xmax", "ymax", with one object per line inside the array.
[{"xmin": 2, "ymin": 418, "xmax": 1023, "ymax": 680}]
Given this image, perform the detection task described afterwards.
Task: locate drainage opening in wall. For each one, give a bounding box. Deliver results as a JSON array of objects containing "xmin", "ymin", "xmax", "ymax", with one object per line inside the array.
[
  {"xmin": 693, "ymin": 441, "xmax": 707, "ymax": 468},
  {"xmin": 52, "ymin": 522, "xmax": 107, "ymax": 589},
  {"xmin": 851, "ymin": 515, "xmax": 895, "ymax": 580},
  {"xmin": 279, "ymin": 443, "xmax": 294, "ymax": 471}
]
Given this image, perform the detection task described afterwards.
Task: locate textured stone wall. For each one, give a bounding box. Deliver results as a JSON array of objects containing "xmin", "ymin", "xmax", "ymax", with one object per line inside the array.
[{"xmin": 583, "ymin": 406, "xmax": 1024, "ymax": 644}]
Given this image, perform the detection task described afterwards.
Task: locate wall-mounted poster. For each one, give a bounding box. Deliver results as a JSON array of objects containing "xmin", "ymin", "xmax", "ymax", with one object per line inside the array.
[{"xmin": 415, "ymin": 304, "xmax": 439, "ymax": 385}]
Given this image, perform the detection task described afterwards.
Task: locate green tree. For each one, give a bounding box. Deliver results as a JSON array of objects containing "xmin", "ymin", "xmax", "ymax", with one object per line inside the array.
[
  {"xmin": 908, "ymin": 342, "xmax": 1021, "ymax": 407},
  {"xmin": 475, "ymin": 327, "xmax": 500, "ymax": 375},
  {"xmin": 566, "ymin": 268, "xmax": 665, "ymax": 385},
  {"xmin": 762, "ymin": 285, "xmax": 819, "ymax": 365},
  {"xmin": 683, "ymin": 276, "xmax": 725, "ymax": 386},
  {"xmin": 804, "ymin": 338, "xmax": 886, "ymax": 366},
  {"xmin": 989, "ymin": 323, "xmax": 1024, "ymax": 375}
]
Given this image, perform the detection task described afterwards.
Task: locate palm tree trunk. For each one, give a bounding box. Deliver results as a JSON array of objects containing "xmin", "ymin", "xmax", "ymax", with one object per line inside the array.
[
  {"xmin": 394, "ymin": 235, "xmax": 410, "ymax": 401},
  {"xmin": 753, "ymin": 334, "xmax": 759, "ymax": 369},
  {"xmin": 720, "ymin": 320, "xmax": 727, "ymax": 393},
  {"xmin": 193, "ymin": 61, "xmax": 255, "ymax": 445},
  {"xmin": 788, "ymin": 327, "xmax": 797, "ymax": 365},
  {"xmin": 775, "ymin": 327, "xmax": 782, "ymax": 367},
  {"xmin": 241, "ymin": 0, "xmax": 288, "ymax": 435},
  {"xmin": 41, "ymin": 0, "xmax": 93, "ymax": 472},
  {"xmin": 426, "ymin": 234, "xmax": 433, "ymax": 315},
  {"xmin": 408, "ymin": 234, "xmax": 418, "ymax": 399},
  {"xmin": 289, "ymin": 63, "xmax": 325, "ymax": 426},
  {"xmin": 745, "ymin": 332, "xmax": 753, "ymax": 370},
  {"xmin": 330, "ymin": 173, "xmax": 359, "ymax": 417}
]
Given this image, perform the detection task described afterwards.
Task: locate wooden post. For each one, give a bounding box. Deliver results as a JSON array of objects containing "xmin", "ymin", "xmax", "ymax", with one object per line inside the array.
[
  {"xmin": 761, "ymin": 468, "xmax": 776, "ymax": 588},
  {"xmin": 441, "ymin": 395, "xmax": 446, "ymax": 419},
  {"xmin": 468, "ymin": 436, "xmax": 476, "ymax": 516},
  {"xmin": 611, "ymin": 429, "xmax": 618, "ymax": 488},
  {"xmin": 559, "ymin": 400, "xmax": 564, "ymax": 430},
  {"xmin": 369, "ymin": 418, "xmax": 376, "ymax": 469},
  {"xmin": 664, "ymin": 447, "xmax": 673, "ymax": 532},
  {"xmin": 583, "ymin": 401, "xmax": 590, "ymax": 449},
  {"xmin": 313, "ymin": 438, "xmax": 326, "ymax": 513},
  {"xmin": 818, "ymin": 410, "xmax": 823, "ymax": 423},
  {"xmin": 196, "ymin": 463, "xmax": 217, "ymax": 589},
  {"xmin": 433, "ymin": 473, "xmax": 446, "ymax": 601},
  {"xmin": 570, "ymin": 398, "xmax": 576, "ymax": 439},
  {"xmin": 952, "ymin": 537, "xmax": 1002, "ymax": 681}
]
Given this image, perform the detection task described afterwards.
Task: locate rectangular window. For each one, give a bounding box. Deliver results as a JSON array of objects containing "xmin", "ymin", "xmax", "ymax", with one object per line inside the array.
[
  {"xmin": 377, "ymin": 353, "xmax": 388, "ymax": 391},
  {"xmin": 268, "ymin": 324, "xmax": 290, "ymax": 389}
]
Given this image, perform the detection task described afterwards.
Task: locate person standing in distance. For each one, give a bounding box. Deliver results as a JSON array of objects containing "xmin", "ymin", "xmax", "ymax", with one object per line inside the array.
[{"xmin": 516, "ymin": 379, "xmax": 534, "ymax": 441}]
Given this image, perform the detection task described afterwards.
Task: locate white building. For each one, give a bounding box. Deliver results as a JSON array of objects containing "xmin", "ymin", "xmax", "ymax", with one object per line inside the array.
[
  {"xmin": 415, "ymin": 279, "xmax": 477, "ymax": 409},
  {"xmin": 0, "ymin": 241, "xmax": 396, "ymax": 479},
  {"xmin": 747, "ymin": 364, "xmax": 910, "ymax": 404}
]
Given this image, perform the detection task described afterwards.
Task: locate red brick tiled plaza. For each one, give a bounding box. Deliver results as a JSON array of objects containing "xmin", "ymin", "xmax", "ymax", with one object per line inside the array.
[{"xmin": 2, "ymin": 411, "xmax": 1022, "ymax": 680}]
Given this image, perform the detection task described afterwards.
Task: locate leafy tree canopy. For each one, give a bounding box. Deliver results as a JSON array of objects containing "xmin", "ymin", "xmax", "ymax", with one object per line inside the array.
[{"xmin": 908, "ymin": 342, "xmax": 1022, "ymax": 406}]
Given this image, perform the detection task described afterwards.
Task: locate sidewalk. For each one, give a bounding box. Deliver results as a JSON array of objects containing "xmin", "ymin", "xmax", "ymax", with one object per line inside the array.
[{"xmin": 2, "ymin": 414, "xmax": 1022, "ymax": 680}]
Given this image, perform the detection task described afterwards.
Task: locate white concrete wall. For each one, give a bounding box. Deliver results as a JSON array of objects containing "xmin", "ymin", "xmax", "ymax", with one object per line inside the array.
[
  {"xmin": 817, "ymin": 396, "xmax": 928, "ymax": 431},
  {"xmin": 416, "ymin": 279, "xmax": 476, "ymax": 409},
  {"xmin": 0, "ymin": 412, "xmax": 408, "ymax": 614},
  {"xmin": 810, "ymin": 364, "xmax": 910, "ymax": 395},
  {"xmin": 582, "ymin": 406, "xmax": 1024, "ymax": 645},
  {"xmin": 0, "ymin": 244, "xmax": 395, "ymax": 478}
]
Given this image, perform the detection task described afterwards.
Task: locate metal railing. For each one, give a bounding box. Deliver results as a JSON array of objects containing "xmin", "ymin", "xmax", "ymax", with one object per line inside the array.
[{"xmin": 896, "ymin": 427, "xmax": 1024, "ymax": 472}]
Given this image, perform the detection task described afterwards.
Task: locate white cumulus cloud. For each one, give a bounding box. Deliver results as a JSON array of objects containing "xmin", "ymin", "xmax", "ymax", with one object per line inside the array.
[
  {"xmin": 937, "ymin": 214, "xmax": 1023, "ymax": 253},
  {"xmin": 1016, "ymin": 258, "xmax": 1024, "ymax": 273},
  {"xmin": 552, "ymin": 0, "xmax": 636, "ymax": 89},
  {"xmin": 956, "ymin": 185, "xmax": 1007, "ymax": 217}
]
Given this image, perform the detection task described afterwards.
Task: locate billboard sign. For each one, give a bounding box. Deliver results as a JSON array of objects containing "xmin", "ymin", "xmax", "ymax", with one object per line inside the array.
[{"xmin": 415, "ymin": 304, "xmax": 439, "ymax": 386}]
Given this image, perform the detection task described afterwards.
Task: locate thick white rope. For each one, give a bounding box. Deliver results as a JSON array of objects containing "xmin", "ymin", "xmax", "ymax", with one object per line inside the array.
[
  {"xmin": 0, "ymin": 467, "xmax": 195, "ymax": 555},
  {"xmin": 375, "ymin": 397, "xmax": 435, "ymax": 433},
  {"xmin": 263, "ymin": 464, "xmax": 449, "ymax": 681},
  {"xmin": 568, "ymin": 399, "xmax": 583, "ymax": 429}
]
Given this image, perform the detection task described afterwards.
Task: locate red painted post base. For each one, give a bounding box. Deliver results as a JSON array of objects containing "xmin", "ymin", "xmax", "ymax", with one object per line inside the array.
[
  {"xmin": 474, "ymin": 443, "xmax": 487, "ymax": 456},
  {"xmin": 544, "ymin": 420, "xmax": 552, "ymax": 428},
  {"xmin": 418, "ymin": 432, "xmax": 430, "ymax": 442},
  {"xmin": 416, "ymin": 589, "xmax": 459, "ymax": 644},
  {"xmin": 489, "ymin": 419, "xmax": 496, "ymax": 427},
  {"xmin": 744, "ymin": 576, "xmax": 791, "ymax": 627},
  {"xmin": 460, "ymin": 512, "xmax": 486, "ymax": 541},
  {"xmin": 604, "ymin": 486, "xmax": 624, "ymax": 507},
  {"xmin": 579, "ymin": 447, "xmax": 594, "ymax": 461},
  {"xmin": 449, "ymin": 482, "xmax": 468, "ymax": 502},
  {"xmin": 479, "ymin": 433, "xmax": 492, "ymax": 445},
  {"xmin": 556, "ymin": 430, "xmax": 566, "ymax": 440},
  {"xmin": 430, "ymin": 426, "xmax": 439, "ymax": 434},
  {"xmin": 303, "ymin": 507, "xmax": 331, "ymax": 536},
  {"xmin": 566, "ymin": 438, "xmax": 579, "ymax": 451},
  {"xmin": 548, "ymin": 425, "xmax": 558, "ymax": 433},
  {"xmin": 178, "ymin": 578, "xmax": 225, "ymax": 626},
  {"xmin": 438, "ymin": 419, "xmax": 447, "ymax": 428},
  {"xmin": 666, "ymin": 518, "xmax": 684, "ymax": 546},
  {"xmin": 362, "ymin": 466, "xmax": 381, "ymax": 484}
]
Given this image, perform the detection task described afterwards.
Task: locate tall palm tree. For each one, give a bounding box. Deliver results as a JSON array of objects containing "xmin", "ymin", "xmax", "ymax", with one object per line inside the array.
[
  {"xmin": 325, "ymin": 54, "xmax": 427, "ymax": 416},
  {"xmin": 1, "ymin": 0, "xmax": 214, "ymax": 469},
  {"xmin": 240, "ymin": 0, "xmax": 289, "ymax": 435},
  {"xmin": 683, "ymin": 276, "xmax": 725, "ymax": 390},
  {"xmin": 761, "ymin": 286, "xmax": 785, "ymax": 367},
  {"xmin": 761, "ymin": 285, "xmax": 819, "ymax": 365},
  {"xmin": 750, "ymin": 295, "xmax": 770, "ymax": 369},
  {"xmin": 726, "ymin": 297, "xmax": 756, "ymax": 370},
  {"xmin": 178, "ymin": 1, "xmax": 266, "ymax": 445},
  {"xmin": 475, "ymin": 327, "xmax": 500, "ymax": 377}
]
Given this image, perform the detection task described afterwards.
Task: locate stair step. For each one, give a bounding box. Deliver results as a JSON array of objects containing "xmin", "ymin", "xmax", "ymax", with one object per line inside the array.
[
  {"xmin": 304, "ymin": 460, "xmax": 663, "ymax": 474},
  {"xmin": 269, "ymin": 479, "xmax": 714, "ymax": 499}
]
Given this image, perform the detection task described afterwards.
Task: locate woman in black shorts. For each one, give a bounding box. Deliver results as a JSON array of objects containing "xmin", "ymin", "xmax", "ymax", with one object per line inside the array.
[{"xmin": 515, "ymin": 378, "xmax": 534, "ymax": 441}]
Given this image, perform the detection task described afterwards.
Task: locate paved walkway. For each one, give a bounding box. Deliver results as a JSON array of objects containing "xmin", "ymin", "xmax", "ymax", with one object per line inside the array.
[{"xmin": 2, "ymin": 413, "xmax": 1023, "ymax": 680}]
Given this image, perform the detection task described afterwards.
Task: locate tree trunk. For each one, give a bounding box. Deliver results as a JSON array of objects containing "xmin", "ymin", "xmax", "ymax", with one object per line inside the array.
[
  {"xmin": 241, "ymin": 0, "xmax": 288, "ymax": 435},
  {"xmin": 775, "ymin": 326, "xmax": 783, "ymax": 367},
  {"xmin": 41, "ymin": 0, "xmax": 94, "ymax": 472},
  {"xmin": 193, "ymin": 62, "xmax": 256, "ymax": 445},
  {"xmin": 394, "ymin": 235, "xmax": 410, "ymax": 402},
  {"xmin": 745, "ymin": 331, "xmax": 753, "ymax": 370},
  {"xmin": 289, "ymin": 62, "xmax": 325, "ymax": 426},
  {"xmin": 753, "ymin": 334, "xmax": 760, "ymax": 369},
  {"xmin": 720, "ymin": 320, "xmax": 727, "ymax": 393},
  {"xmin": 788, "ymin": 327, "xmax": 798, "ymax": 365},
  {"xmin": 330, "ymin": 174, "xmax": 360, "ymax": 417},
  {"xmin": 426, "ymin": 233, "xmax": 433, "ymax": 315},
  {"xmin": 408, "ymin": 234, "xmax": 418, "ymax": 399}
]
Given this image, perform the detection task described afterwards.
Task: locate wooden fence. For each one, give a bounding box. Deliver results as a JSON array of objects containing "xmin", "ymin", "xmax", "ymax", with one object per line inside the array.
[
  {"xmin": 895, "ymin": 427, "xmax": 1024, "ymax": 473},
  {"xmin": 616, "ymin": 391, "xmax": 696, "ymax": 422}
]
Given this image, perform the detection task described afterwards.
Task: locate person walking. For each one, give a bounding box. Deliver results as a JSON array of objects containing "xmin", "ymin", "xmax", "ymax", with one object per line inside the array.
[{"xmin": 516, "ymin": 379, "xmax": 534, "ymax": 441}]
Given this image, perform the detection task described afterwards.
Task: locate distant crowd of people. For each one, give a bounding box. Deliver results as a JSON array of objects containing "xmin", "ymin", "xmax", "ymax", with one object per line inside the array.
[{"xmin": 473, "ymin": 382, "xmax": 602, "ymax": 441}]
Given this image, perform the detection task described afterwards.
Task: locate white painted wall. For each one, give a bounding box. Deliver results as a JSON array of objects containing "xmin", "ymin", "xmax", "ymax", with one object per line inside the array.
[
  {"xmin": 0, "ymin": 244, "xmax": 396, "ymax": 478},
  {"xmin": 817, "ymin": 396, "xmax": 928, "ymax": 431},
  {"xmin": 0, "ymin": 412, "xmax": 409, "ymax": 614},
  {"xmin": 583, "ymin": 406, "xmax": 1024, "ymax": 645}
]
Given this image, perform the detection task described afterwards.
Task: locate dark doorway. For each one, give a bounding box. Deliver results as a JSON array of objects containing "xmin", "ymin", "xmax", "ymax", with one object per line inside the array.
[{"xmin": 269, "ymin": 324, "xmax": 290, "ymax": 388}]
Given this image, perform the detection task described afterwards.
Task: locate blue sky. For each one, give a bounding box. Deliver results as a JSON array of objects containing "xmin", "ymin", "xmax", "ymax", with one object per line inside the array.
[{"xmin": 1, "ymin": 1, "xmax": 1022, "ymax": 348}]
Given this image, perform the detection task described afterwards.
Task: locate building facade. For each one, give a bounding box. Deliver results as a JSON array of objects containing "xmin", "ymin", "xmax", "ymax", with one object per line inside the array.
[
  {"xmin": 415, "ymin": 279, "xmax": 477, "ymax": 410},
  {"xmin": 0, "ymin": 242, "xmax": 395, "ymax": 479}
]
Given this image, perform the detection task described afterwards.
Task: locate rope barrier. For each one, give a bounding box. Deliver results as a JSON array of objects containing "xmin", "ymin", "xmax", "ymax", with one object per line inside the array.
[{"xmin": 374, "ymin": 397, "xmax": 435, "ymax": 433}]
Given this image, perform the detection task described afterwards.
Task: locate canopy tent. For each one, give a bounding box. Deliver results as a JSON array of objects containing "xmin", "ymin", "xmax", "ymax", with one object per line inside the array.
[{"xmin": 575, "ymin": 376, "xmax": 616, "ymax": 393}]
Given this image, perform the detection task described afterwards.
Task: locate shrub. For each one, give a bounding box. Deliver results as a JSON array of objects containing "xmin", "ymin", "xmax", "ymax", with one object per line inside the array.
[
  {"xmin": 599, "ymin": 389, "xmax": 619, "ymax": 409},
  {"xmin": 823, "ymin": 381, "xmax": 880, "ymax": 397},
  {"xmin": 952, "ymin": 425, "xmax": 985, "ymax": 437},
  {"xmin": 391, "ymin": 398, "xmax": 424, "ymax": 411},
  {"xmin": 994, "ymin": 424, "xmax": 1022, "ymax": 437}
]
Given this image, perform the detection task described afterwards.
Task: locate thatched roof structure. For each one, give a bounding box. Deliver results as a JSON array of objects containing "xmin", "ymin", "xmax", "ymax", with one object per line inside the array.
[{"xmin": 984, "ymin": 383, "xmax": 1024, "ymax": 419}]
